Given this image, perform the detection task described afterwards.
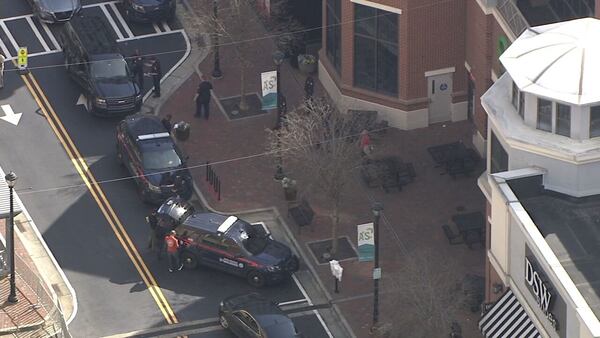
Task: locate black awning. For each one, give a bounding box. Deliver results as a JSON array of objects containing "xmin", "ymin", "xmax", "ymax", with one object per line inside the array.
[{"xmin": 479, "ymin": 289, "xmax": 542, "ymax": 338}]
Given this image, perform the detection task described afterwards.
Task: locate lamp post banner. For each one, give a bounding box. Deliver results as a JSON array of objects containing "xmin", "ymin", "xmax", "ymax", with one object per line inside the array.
[
  {"xmin": 261, "ymin": 71, "xmax": 277, "ymax": 110},
  {"xmin": 357, "ymin": 222, "xmax": 374, "ymax": 262}
]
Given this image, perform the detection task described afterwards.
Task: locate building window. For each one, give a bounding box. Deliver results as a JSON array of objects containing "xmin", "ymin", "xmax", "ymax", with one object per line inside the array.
[
  {"xmin": 537, "ymin": 99, "xmax": 552, "ymax": 132},
  {"xmin": 555, "ymin": 103, "xmax": 570, "ymax": 137},
  {"xmin": 491, "ymin": 132, "xmax": 508, "ymax": 174},
  {"xmin": 511, "ymin": 82, "xmax": 524, "ymax": 119},
  {"xmin": 353, "ymin": 4, "xmax": 398, "ymax": 96},
  {"xmin": 590, "ymin": 106, "xmax": 600, "ymax": 138},
  {"xmin": 326, "ymin": 0, "xmax": 341, "ymax": 74}
]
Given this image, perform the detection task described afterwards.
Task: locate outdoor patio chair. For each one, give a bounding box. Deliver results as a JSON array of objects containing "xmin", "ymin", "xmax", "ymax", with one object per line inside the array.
[{"xmin": 442, "ymin": 224, "xmax": 463, "ymax": 245}]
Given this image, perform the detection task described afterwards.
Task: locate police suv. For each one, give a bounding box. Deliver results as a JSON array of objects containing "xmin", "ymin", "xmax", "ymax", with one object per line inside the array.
[{"xmin": 157, "ymin": 197, "xmax": 300, "ymax": 287}]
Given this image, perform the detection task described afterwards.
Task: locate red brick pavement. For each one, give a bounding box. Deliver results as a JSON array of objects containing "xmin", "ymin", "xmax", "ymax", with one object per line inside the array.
[
  {"xmin": 0, "ymin": 220, "xmax": 50, "ymax": 332},
  {"xmin": 159, "ymin": 7, "xmax": 486, "ymax": 338}
]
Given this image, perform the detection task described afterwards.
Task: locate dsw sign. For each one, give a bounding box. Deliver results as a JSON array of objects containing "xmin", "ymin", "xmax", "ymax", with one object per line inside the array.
[{"xmin": 525, "ymin": 257, "xmax": 559, "ymax": 331}]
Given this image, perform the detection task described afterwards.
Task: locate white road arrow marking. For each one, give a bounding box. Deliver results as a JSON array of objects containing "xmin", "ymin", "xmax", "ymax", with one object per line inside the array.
[
  {"xmin": 76, "ymin": 94, "xmax": 89, "ymax": 111},
  {"xmin": 0, "ymin": 104, "xmax": 22, "ymax": 126}
]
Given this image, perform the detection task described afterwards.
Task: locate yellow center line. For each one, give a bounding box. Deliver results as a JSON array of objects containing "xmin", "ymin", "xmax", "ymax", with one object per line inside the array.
[{"xmin": 18, "ymin": 70, "xmax": 179, "ymax": 324}]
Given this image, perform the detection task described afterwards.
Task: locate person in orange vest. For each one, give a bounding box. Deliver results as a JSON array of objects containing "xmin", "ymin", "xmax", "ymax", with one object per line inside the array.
[{"xmin": 165, "ymin": 230, "xmax": 183, "ymax": 272}]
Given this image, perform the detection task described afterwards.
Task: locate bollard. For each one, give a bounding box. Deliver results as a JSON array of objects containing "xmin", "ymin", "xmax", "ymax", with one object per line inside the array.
[
  {"xmin": 206, "ymin": 161, "xmax": 210, "ymax": 181},
  {"xmin": 217, "ymin": 179, "xmax": 221, "ymax": 201},
  {"xmin": 213, "ymin": 174, "xmax": 218, "ymax": 193}
]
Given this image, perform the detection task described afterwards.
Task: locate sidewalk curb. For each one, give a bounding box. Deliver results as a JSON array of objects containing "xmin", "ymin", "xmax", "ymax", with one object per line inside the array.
[{"xmin": 192, "ymin": 181, "xmax": 357, "ymax": 338}]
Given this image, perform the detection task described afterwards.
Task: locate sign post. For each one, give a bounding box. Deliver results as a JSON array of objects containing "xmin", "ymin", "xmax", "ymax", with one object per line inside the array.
[
  {"xmin": 17, "ymin": 47, "xmax": 28, "ymax": 74},
  {"xmin": 329, "ymin": 260, "xmax": 343, "ymax": 293},
  {"xmin": 357, "ymin": 223, "xmax": 374, "ymax": 262},
  {"xmin": 260, "ymin": 70, "xmax": 277, "ymax": 110}
]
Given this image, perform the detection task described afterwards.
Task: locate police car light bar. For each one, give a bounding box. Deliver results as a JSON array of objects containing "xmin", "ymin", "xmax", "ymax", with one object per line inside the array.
[
  {"xmin": 218, "ymin": 216, "xmax": 238, "ymax": 233},
  {"xmin": 137, "ymin": 132, "xmax": 170, "ymax": 141}
]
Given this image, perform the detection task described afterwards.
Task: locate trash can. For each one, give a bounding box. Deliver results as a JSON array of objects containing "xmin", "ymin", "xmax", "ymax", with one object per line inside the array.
[{"xmin": 174, "ymin": 121, "xmax": 190, "ymax": 141}]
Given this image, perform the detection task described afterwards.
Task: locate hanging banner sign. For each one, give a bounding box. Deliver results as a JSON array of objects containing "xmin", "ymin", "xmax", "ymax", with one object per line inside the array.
[
  {"xmin": 357, "ymin": 222, "xmax": 374, "ymax": 262},
  {"xmin": 261, "ymin": 70, "xmax": 277, "ymax": 110}
]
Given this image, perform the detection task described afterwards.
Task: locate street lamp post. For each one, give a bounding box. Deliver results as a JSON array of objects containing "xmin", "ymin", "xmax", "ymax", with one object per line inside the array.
[
  {"xmin": 211, "ymin": 0, "xmax": 222, "ymax": 79},
  {"xmin": 5, "ymin": 172, "xmax": 18, "ymax": 304},
  {"xmin": 371, "ymin": 202, "xmax": 383, "ymax": 330},
  {"xmin": 272, "ymin": 50, "xmax": 285, "ymax": 181}
]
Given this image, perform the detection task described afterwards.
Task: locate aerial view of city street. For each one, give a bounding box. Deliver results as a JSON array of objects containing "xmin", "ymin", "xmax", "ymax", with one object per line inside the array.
[{"xmin": 0, "ymin": 0, "xmax": 600, "ymax": 337}]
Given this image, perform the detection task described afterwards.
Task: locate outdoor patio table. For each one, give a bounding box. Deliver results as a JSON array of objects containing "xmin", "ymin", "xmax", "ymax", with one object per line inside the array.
[{"xmin": 452, "ymin": 211, "xmax": 485, "ymax": 238}]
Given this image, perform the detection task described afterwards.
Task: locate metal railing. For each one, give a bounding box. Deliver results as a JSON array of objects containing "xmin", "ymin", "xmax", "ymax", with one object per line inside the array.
[{"xmin": 496, "ymin": 0, "xmax": 529, "ymax": 38}]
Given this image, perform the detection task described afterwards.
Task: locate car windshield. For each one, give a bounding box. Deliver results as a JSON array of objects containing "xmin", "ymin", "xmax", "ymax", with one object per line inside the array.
[
  {"xmin": 237, "ymin": 221, "xmax": 270, "ymax": 255},
  {"xmin": 142, "ymin": 147, "xmax": 182, "ymax": 170},
  {"xmin": 91, "ymin": 59, "xmax": 129, "ymax": 79}
]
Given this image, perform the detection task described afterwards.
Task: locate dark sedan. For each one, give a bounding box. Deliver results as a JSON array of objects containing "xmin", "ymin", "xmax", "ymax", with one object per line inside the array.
[
  {"xmin": 219, "ymin": 293, "xmax": 303, "ymax": 338},
  {"xmin": 121, "ymin": 0, "xmax": 176, "ymax": 22},
  {"xmin": 27, "ymin": 0, "xmax": 81, "ymax": 23}
]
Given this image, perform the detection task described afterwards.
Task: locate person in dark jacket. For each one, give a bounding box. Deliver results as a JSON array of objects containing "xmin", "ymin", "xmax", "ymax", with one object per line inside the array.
[
  {"xmin": 149, "ymin": 57, "xmax": 162, "ymax": 97},
  {"xmin": 194, "ymin": 75, "xmax": 213, "ymax": 119},
  {"xmin": 131, "ymin": 49, "xmax": 145, "ymax": 91},
  {"xmin": 146, "ymin": 211, "xmax": 164, "ymax": 259},
  {"xmin": 161, "ymin": 114, "xmax": 172, "ymax": 132}
]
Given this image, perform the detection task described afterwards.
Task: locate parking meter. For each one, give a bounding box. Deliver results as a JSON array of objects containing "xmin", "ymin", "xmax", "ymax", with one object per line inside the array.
[{"xmin": 329, "ymin": 260, "xmax": 343, "ymax": 293}]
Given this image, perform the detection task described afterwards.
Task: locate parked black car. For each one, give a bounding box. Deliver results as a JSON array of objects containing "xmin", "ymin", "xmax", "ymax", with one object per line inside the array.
[
  {"xmin": 121, "ymin": 0, "xmax": 176, "ymax": 22},
  {"xmin": 157, "ymin": 197, "xmax": 300, "ymax": 287},
  {"xmin": 116, "ymin": 114, "xmax": 192, "ymax": 203},
  {"xmin": 59, "ymin": 14, "xmax": 142, "ymax": 116},
  {"xmin": 219, "ymin": 293, "xmax": 303, "ymax": 338},
  {"xmin": 26, "ymin": 0, "xmax": 82, "ymax": 23}
]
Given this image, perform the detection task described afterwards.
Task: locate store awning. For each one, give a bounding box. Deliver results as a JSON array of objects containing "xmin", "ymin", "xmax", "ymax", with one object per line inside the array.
[{"xmin": 479, "ymin": 289, "xmax": 542, "ymax": 338}]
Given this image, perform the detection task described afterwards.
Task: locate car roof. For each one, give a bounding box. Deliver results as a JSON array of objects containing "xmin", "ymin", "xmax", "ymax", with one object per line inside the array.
[
  {"xmin": 122, "ymin": 114, "xmax": 168, "ymax": 141},
  {"xmin": 182, "ymin": 212, "xmax": 231, "ymax": 233},
  {"xmin": 157, "ymin": 197, "xmax": 194, "ymax": 223}
]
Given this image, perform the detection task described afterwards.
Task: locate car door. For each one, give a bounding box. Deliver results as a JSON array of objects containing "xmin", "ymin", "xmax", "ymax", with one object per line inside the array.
[
  {"xmin": 198, "ymin": 235, "xmax": 228, "ymax": 269},
  {"xmin": 230, "ymin": 311, "xmax": 262, "ymax": 338},
  {"xmin": 219, "ymin": 238, "xmax": 247, "ymax": 276}
]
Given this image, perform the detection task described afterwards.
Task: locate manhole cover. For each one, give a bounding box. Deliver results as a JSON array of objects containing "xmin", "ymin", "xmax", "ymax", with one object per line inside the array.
[
  {"xmin": 219, "ymin": 93, "xmax": 268, "ymax": 120},
  {"xmin": 307, "ymin": 237, "xmax": 358, "ymax": 265}
]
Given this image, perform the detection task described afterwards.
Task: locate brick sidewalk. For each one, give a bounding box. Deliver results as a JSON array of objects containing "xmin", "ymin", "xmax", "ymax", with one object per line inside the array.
[{"xmin": 159, "ymin": 5, "xmax": 486, "ymax": 337}]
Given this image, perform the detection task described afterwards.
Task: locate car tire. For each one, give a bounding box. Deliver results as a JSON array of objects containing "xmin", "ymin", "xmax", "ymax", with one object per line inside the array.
[
  {"xmin": 181, "ymin": 251, "xmax": 199, "ymax": 270},
  {"xmin": 218, "ymin": 311, "xmax": 229, "ymax": 329},
  {"xmin": 247, "ymin": 270, "xmax": 266, "ymax": 288},
  {"xmin": 286, "ymin": 256, "xmax": 300, "ymax": 272}
]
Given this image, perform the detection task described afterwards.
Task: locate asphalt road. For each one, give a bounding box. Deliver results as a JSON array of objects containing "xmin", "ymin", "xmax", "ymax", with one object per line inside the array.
[{"xmin": 0, "ymin": 1, "xmax": 332, "ymax": 337}]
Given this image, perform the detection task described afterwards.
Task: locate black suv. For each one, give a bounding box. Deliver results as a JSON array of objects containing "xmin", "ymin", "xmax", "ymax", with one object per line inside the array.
[
  {"xmin": 122, "ymin": 0, "xmax": 176, "ymax": 22},
  {"xmin": 157, "ymin": 197, "xmax": 300, "ymax": 287},
  {"xmin": 116, "ymin": 114, "xmax": 192, "ymax": 203},
  {"xmin": 59, "ymin": 14, "xmax": 142, "ymax": 116}
]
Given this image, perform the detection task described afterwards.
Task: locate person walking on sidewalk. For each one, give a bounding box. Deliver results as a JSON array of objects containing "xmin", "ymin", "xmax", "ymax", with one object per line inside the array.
[
  {"xmin": 131, "ymin": 49, "xmax": 145, "ymax": 91},
  {"xmin": 165, "ymin": 230, "xmax": 183, "ymax": 272},
  {"xmin": 0, "ymin": 52, "xmax": 5, "ymax": 89},
  {"xmin": 194, "ymin": 76, "xmax": 213, "ymax": 119},
  {"xmin": 148, "ymin": 57, "xmax": 162, "ymax": 98}
]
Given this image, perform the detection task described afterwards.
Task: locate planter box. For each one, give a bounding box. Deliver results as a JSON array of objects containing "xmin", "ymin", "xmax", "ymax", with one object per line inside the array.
[{"xmin": 298, "ymin": 55, "xmax": 317, "ymax": 74}]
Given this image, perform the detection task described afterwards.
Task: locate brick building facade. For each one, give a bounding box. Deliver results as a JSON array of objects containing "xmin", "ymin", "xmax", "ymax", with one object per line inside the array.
[{"xmin": 320, "ymin": 0, "xmax": 599, "ymax": 158}]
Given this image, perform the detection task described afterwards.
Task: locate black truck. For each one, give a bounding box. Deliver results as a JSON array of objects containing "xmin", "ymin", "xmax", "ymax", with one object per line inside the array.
[{"xmin": 59, "ymin": 14, "xmax": 142, "ymax": 116}]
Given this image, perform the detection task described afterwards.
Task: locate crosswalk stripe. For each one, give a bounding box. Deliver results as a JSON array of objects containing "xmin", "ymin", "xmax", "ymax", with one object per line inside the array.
[
  {"xmin": 99, "ymin": 3, "xmax": 124, "ymax": 40},
  {"xmin": 161, "ymin": 21, "xmax": 171, "ymax": 32},
  {"xmin": 109, "ymin": 2, "xmax": 134, "ymax": 38},
  {"xmin": 0, "ymin": 37, "xmax": 11, "ymax": 58},
  {"xmin": 41, "ymin": 22, "xmax": 60, "ymax": 51},
  {"xmin": 25, "ymin": 16, "xmax": 51, "ymax": 52},
  {"xmin": 152, "ymin": 23, "xmax": 161, "ymax": 33},
  {"xmin": 0, "ymin": 21, "xmax": 19, "ymax": 54}
]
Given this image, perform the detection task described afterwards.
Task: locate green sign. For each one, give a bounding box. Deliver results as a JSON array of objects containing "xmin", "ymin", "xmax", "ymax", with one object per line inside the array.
[{"xmin": 497, "ymin": 35, "xmax": 509, "ymax": 57}]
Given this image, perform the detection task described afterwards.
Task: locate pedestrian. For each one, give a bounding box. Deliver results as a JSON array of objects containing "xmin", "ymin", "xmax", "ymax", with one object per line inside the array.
[
  {"xmin": 194, "ymin": 75, "xmax": 213, "ymax": 119},
  {"xmin": 131, "ymin": 49, "xmax": 145, "ymax": 91},
  {"xmin": 304, "ymin": 76, "xmax": 314, "ymax": 101},
  {"xmin": 0, "ymin": 52, "xmax": 5, "ymax": 89},
  {"xmin": 161, "ymin": 114, "xmax": 172, "ymax": 132},
  {"xmin": 149, "ymin": 57, "xmax": 162, "ymax": 98},
  {"xmin": 359, "ymin": 129, "xmax": 373, "ymax": 159},
  {"xmin": 165, "ymin": 230, "xmax": 183, "ymax": 272}
]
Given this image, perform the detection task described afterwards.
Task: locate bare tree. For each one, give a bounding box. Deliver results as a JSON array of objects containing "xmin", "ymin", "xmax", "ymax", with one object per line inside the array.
[
  {"xmin": 267, "ymin": 98, "xmax": 363, "ymax": 254},
  {"xmin": 197, "ymin": 0, "xmax": 261, "ymax": 112},
  {"xmin": 373, "ymin": 248, "xmax": 469, "ymax": 338}
]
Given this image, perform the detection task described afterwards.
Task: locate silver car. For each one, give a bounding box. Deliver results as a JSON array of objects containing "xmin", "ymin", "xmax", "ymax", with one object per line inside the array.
[{"xmin": 27, "ymin": 0, "xmax": 82, "ymax": 23}]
